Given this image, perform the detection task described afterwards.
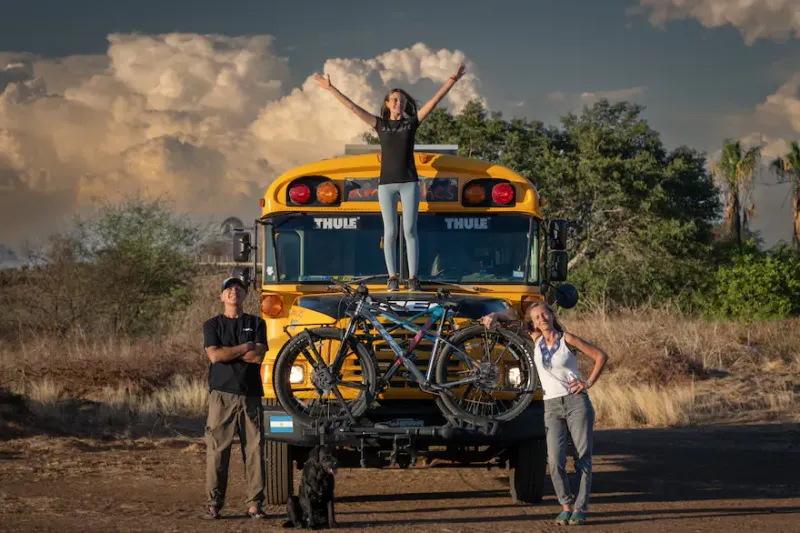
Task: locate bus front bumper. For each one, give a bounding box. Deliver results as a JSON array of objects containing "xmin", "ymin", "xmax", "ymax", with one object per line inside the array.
[{"xmin": 262, "ymin": 399, "xmax": 545, "ymax": 448}]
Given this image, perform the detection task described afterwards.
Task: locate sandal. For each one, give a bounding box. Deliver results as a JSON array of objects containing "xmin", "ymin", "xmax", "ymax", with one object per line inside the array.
[
  {"xmin": 202, "ymin": 505, "xmax": 220, "ymax": 520},
  {"xmin": 555, "ymin": 511, "xmax": 572, "ymax": 525},
  {"xmin": 569, "ymin": 511, "xmax": 586, "ymax": 525},
  {"xmin": 247, "ymin": 508, "xmax": 267, "ymax": 519}
]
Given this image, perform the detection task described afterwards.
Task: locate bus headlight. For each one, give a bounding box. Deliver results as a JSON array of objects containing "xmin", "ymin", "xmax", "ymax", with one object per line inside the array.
[
  {"xmin": 289, "ymin": 365, "xmax": 305, "ymax": 384},
  {"xmin": 506, "ymin": 367, "xmax": 522, "ymax": 387}
]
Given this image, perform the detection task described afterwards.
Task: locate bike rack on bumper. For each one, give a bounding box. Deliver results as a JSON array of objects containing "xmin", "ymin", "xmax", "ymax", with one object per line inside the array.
[{"xmin": 264, "ymin": 396, "xmax": 545, "ymax": 470}]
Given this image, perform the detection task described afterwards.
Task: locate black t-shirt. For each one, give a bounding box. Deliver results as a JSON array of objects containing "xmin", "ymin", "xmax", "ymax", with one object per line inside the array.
[
  {"xmin": 203, "ymin": 313, "xmax": 267, "ymax": 397},
  {"xmin": 375, "ymin": 115, "xmax": 420, "ymax": 185}
]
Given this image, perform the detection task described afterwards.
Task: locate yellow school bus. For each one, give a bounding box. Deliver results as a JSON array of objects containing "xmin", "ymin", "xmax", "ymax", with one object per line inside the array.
[{"xmin": 230, "ymin": 145, "xmax": 575, "ymax": 506}]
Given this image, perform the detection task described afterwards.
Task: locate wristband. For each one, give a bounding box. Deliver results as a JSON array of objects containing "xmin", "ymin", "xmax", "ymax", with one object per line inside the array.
[
  {"xmin": 585, "ymin": 379, "xmax": 594, "ymax": 389},
  {"xmin": 450, "ymin": 76, "xmax": 458, "ymax": 81}
]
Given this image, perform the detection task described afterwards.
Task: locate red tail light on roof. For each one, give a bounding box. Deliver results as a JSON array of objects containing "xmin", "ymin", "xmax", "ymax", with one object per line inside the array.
[
  {"xmin": 491, "ymin": 183, "xmax": 515, "ymax": 205},
  {"xmin": 288, "ymin": 183, "xmax": 311, "ymax": 204}
]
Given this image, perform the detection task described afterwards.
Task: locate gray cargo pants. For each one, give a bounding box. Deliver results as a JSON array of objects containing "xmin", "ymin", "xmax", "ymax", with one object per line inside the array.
[
  {"xmin": 205, "ymin": 390, "xmax": 265, "ymax": 509},
  {"xmin": 544, "ymin": 391, "xmax": 595, "ymax": 512}
]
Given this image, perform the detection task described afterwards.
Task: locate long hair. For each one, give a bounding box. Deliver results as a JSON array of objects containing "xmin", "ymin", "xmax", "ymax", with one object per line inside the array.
[
  {"xmin": 524, "ymin": 301, "xmax": 565, "ymax": 335},
  {"xmin": 380, "ymin": 88, "xmax": 418, "ymax": 121}
]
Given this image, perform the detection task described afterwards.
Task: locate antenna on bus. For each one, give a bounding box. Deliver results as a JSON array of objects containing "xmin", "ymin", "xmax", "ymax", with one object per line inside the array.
[{"xmin": 343, "ymin": 144, "xmax": 459, "ymax": 155}]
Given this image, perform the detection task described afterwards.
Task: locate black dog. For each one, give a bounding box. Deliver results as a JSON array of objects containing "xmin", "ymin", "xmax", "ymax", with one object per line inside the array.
[{"xmin": 283, "ymin": 444, "xmax": 338, "ymax": 529}]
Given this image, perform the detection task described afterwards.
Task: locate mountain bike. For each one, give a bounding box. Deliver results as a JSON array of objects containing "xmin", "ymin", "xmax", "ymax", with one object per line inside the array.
[{"xmin": 272, "ymin": 280, "xmax": 538, "ymax": 428}]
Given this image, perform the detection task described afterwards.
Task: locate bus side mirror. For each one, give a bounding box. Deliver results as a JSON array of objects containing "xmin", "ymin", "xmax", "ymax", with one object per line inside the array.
[
  {"xmin": 549, "ymin": 220, "xmax": 568, "ymax": 251},
  {"xmin": 231, "ymin": 266, "xmax": 252, "ymax": 287},
  {"xmin": 547, "ymin": 250, "xmax": 568, "ymax": 282},
  {"xmin": 554, "ymin": 283, "xmax": 578, "ymax": 309},
  {"xmin": 233, "ymin": 231, "xmax": 251, "ymax": 263}
]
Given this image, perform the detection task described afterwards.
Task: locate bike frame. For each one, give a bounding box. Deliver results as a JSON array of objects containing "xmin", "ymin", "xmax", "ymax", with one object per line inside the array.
[{"xmin": 330, "ymin": 297, "xmax": 482, "ymax": 393}]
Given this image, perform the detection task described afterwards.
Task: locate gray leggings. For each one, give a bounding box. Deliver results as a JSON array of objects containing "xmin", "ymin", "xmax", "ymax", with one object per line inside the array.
[
  {"xmin": 544, "ymin": 392, "xmax": 595, "ymax": 512},
  {"xmin": 378, "ymin": 182, "xmax": 419, "ymax": 278}
]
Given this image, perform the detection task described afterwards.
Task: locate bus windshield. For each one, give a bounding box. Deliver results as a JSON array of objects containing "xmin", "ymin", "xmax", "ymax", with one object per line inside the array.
[{"xmin": 266, "ymin": 213, "xmax": 538, "ymax": 284}]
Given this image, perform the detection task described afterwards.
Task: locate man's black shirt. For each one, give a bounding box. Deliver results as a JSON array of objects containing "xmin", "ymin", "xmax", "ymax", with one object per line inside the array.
[{"xmin": 203, "ymin": 313, "xmax": 267, "ymax": 397}]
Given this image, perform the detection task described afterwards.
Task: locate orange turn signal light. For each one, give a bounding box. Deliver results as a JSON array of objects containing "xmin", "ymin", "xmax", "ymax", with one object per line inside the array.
[
  {"xmin": 316, "ymin": 181, "xmax": 339, "ymax": 204},
  {"xmin": 463, "ymin": 183, "xmax": 486, "ymax": 204},
  {"xmin": 260, "ymin": 294, "xmax": 284, "ymax": 318}
]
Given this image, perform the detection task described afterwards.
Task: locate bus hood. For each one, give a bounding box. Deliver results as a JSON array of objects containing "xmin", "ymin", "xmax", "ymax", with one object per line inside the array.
[{"xmin": 293, "ymin": 292, "xmax": 511, "ymax": 321}]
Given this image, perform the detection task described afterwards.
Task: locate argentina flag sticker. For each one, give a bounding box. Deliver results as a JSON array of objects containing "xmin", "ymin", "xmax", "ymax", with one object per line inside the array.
[{"xmin": 269, "ymin": 415, "xmax": 294, "ymax": 433}]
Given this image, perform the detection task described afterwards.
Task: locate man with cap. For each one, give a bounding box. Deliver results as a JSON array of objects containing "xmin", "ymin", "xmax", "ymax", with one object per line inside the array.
[{"xmin": 202, "ymin": 276, "xmax": 268, "ymax": 520}]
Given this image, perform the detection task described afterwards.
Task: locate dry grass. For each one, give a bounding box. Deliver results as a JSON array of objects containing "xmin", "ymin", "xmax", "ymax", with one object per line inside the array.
[
  {"xmin": 590, "ymin": 382, "xmax": 697, "ymax": 428},
  {"xmin": 564, "ymin": 307, "xmax": 800, "ymax": 385},
  {"xmin": 11, "ymin": 376, "xmax": 208, "ymax": 435},
  {"xmin": 1, "ymin": 274, "xmax": 798, "ymax": 432}
]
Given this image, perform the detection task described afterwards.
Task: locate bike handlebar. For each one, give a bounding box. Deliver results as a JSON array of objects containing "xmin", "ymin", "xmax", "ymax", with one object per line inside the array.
[{"xmin": 326, "ymin": 279, "xmax": 454, "ymax": 305}]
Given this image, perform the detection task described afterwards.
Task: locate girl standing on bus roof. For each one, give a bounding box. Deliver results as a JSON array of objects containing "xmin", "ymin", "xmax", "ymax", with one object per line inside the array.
[{"xmin": 313, "ymin": 62, "xmax": 466, "ymax": 292}]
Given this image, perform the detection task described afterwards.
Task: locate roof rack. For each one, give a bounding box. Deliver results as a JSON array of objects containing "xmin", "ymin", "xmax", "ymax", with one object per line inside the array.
[{"xmin": 344, "ymin": 144, "xmax": 459, "ymax": 156}]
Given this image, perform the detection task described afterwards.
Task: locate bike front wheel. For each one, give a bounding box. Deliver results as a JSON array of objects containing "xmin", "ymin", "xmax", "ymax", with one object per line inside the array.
[
  {"xmin": 435, "ymin": 325, "xmax": 538, "ymax": 423},
  {"xmin": 273, "ymin": 327, "xmax": 376, "ymax": 427}
]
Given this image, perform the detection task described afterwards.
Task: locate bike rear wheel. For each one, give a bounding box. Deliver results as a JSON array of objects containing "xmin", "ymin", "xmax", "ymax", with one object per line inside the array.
[
  {"xmin": 435, "ymin": 325, "xmax": 538, "ymax": 423},
  {"xmin": 273, "ymin": 327, "xmax": 376, "ymax": 427}
]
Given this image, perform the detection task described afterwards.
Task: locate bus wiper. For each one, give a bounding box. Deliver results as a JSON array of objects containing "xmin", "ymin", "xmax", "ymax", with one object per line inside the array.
[
  {"xmin": 420, "ymin": 279, "xmax": 487, "ymax": 293},
  {"xmin": 352, "ymin": 274, "xmax": 390, "ymax": 284}
]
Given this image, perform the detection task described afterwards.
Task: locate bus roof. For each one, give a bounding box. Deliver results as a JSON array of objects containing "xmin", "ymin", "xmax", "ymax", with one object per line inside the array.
[
  {"xmin": 261, "ymin": 151, "xmax": 543, "ymax": 217},
  {"xmin": 271, "ymin": 152, "xmax": 535, "ymax": 187}
]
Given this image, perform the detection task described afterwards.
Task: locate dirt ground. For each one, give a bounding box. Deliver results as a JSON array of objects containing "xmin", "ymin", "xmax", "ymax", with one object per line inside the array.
[{"xmin": 0, "ymin": 423, "xmax": 798, "ymax": 533}]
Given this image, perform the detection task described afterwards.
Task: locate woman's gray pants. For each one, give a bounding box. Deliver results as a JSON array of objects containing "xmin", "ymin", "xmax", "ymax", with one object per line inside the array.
[{"xmin": 544, "ymin": 392, "xmax": 595, "ymax": 511}]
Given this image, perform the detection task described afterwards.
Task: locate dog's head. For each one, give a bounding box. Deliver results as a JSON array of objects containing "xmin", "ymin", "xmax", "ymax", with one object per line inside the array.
[{"xmin": 309, "ymin": 444, "xmax": 338, "ymax": 475}]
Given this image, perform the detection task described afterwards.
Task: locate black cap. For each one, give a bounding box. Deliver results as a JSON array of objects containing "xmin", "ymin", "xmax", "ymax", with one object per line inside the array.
[{"xmin": 221, "ymin": 277, "xmax": 248, "ymax": 293}]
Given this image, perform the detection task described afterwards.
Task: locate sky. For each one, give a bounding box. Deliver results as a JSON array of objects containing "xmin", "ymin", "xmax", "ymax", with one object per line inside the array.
[{"xmin": 1, "ymin": 0, "xmax": 799, "ymax": 250}]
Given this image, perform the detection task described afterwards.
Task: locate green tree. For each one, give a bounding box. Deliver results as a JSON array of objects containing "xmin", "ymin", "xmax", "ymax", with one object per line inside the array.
[
  {"xmin": 363, "ymin": 99, "xmax": 721, "ymax": 307},
  {"xmin": 770, "ymin": 140, "xmax": 800, "ymax": 251},
  {"xmin": 16, "ymin": 196, "xmax": 202, "ymax": 336},
  {"xmin": 709, "ymin": 139, "xmax": 761, "ymax": 246}
]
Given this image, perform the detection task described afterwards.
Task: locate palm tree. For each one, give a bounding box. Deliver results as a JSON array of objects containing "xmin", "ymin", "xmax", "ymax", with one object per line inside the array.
[
  {"xmin": 709, "ymin": 139, "xmax": 761, "ymax": 246},
  {"xmin": 770, "ymin": 141, "xmax": 800, "ymax": 251}
]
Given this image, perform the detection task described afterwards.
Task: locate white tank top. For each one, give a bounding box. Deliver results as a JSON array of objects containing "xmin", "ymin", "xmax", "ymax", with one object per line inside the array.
[{"xmin": 532, "ymin": 332, "xmax": 582, "ymax": 400}]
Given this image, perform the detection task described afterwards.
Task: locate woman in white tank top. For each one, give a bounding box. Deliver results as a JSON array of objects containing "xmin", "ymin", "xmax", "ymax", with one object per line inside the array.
[{"xmin": 482, "ymin": 301, "xmax": 608, "ymax": 526}]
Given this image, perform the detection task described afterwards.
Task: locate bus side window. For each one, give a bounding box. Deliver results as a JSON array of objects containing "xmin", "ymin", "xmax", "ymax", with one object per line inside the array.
[{"xmin": 276, "ymin": 231, "xmax": 301, "ymax": 281}]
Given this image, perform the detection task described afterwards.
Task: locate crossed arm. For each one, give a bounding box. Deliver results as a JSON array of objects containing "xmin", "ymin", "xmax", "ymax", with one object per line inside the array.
[{"xmin": 206, "ymin": 342, "xmax": 266, "ymax": 364}]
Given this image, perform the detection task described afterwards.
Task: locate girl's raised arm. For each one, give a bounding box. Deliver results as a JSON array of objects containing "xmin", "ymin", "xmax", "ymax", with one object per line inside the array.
[
  {"xmin": 314, "ymin": 73, "xmax": 377, "ymax": 129},
  {"xmin": 417, "ymin": 62, "xmax": 465, "ymax": 123}
]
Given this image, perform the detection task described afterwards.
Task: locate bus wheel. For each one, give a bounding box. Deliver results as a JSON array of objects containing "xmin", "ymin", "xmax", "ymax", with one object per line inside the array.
[{"xmin": 509, "ymin": 438, "xmax": 546, "ymax": 504}]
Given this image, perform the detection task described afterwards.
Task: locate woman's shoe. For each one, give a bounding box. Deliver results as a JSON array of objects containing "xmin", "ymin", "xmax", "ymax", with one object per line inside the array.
[
  {"xmin": 555, "ymin": 510, "xmax": 572, "ymax": 525},
  {"xmin": 569, "ymin": 510, "xmax": 586, "ymax": 525}
]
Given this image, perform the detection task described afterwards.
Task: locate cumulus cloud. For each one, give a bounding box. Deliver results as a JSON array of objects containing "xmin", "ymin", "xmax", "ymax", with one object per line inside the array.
[
  {"xmin": 545, "ymin": 86, "xmax": 647, "ymax": 107},
  {"xmin": 251, "ymin": 43, "xmax": 480, "ymax": 170},
  {"xmin": 756, "ymin": 73, "xmax": 800, "ymax": 133},
  {"xmin": 0, "ymin": 36, "xmax": 482, "ymax": 246},
  {"xmin": 635, "ymin": 0, "xmax": 800, "ymax": 45}
]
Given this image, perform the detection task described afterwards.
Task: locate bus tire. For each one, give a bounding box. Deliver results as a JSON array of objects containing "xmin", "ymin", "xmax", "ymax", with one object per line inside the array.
[{"xmin": 509, "ymin": 438, "xmax": 547, "ymax": 504}]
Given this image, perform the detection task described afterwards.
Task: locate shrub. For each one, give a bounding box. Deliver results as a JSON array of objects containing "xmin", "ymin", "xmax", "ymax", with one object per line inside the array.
[
  {"xmin": 701, "ymin": 244, "xmax": 800, "ymax": 320},
  {"xmin": 2, "ymin": 196, "xmax": 203, "ymax": 337}
]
